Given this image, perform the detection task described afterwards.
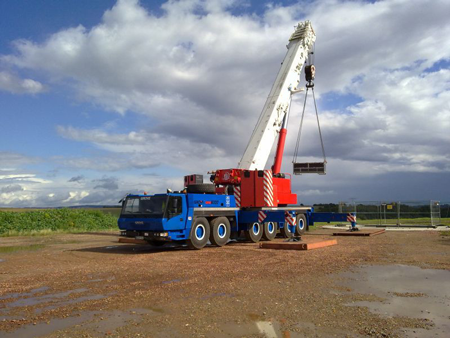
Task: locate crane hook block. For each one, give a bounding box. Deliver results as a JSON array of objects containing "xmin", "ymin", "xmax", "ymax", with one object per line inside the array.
[{"xmin": 305, "ymin": 65, "xmax": 315, "ymax": 82}]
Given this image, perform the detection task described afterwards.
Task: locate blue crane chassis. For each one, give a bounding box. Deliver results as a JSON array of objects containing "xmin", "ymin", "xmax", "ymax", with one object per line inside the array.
[{"xmin": 118, "ymin": 193, "xmax": 353, "ymax": 247}]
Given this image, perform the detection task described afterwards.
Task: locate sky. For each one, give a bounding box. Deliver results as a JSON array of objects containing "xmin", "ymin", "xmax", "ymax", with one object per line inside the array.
[{"xmin": 0, "ymin": 0, "xmax": 449, "ymax": 207}]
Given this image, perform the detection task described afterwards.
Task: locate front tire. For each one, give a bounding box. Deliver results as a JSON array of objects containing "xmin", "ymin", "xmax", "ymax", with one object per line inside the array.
[
  {"xmin": 210, "ymin": 217, "xmax": 231, "ymax": 247},
  {"xmin": 244, "ymin": 222, "xmax": 263, "ymax": 243},
  {"xmin": 295, "ymin": 214, "xmax": 307, "ymax": 235},
  {"xmin": 262, "ymin": 222, "xmax": 277, "ymax": 241},
  {"xmin": 187, "ymin": 217, "xmax": 210, "ymax": 249}
]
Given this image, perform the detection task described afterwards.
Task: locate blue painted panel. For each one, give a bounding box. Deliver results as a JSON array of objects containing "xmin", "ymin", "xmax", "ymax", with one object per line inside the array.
[
  {"xmin": 186, "ymin": 193, "xmax": 235, "ymax": 208},
  {"xmin": 310, "ymin": 212, "xmax": 349, "ymax": 224}
]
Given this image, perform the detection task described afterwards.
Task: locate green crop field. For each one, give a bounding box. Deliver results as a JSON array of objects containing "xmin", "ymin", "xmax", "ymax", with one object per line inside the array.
[{"xmin": 0, "ymin": 208, "xmax": 120, "ymax": 237}]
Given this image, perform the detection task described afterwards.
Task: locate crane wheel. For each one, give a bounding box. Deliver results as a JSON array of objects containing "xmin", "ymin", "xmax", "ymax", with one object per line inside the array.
[
  {"xmin": 187, "ymin": 217, "xmax": 210, "ymax": 249},
  {"xmin": 280, "ymin": 223, "xmax": 294, "ymax": 238},
  {"xmin": 295, "ymin": 214, "xmax": 307, "ymax": 235},
  {"xmin": 210, "ymin": 217, "xmax": 231, "ymax": 247},
  {"xmin": 262, "ymin": 222, "xmax": 277, "ymax": 241},
  {"xmin": 244, "ymin": 222, "xmax": 263, "ymax": 243}
]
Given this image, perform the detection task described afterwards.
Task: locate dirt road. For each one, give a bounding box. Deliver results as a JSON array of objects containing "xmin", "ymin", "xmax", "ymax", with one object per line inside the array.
[{"xmin": 1, "ymin": 230, "xmax": 449, "ymax": 337}]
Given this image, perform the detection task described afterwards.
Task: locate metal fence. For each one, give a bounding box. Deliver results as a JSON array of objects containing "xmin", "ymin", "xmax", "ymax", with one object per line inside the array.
[{"xmin": 335, "ymin": 200, "xmax": 446, "ymax": 227}]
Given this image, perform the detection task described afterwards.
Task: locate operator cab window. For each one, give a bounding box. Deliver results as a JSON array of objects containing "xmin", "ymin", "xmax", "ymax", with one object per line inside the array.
[
  {"xmin": 165, "ymin": 196, "xmax": 182, "ymax": 219},
  {"xmin": 123, "ymin": 198, "xmax": 139, "ymax": 214}
]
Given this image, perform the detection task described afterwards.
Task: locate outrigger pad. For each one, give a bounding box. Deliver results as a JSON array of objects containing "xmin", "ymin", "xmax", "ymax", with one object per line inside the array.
[{"xmin": 293, "ymin": 162, "xmax": 326, "ymax": 175}]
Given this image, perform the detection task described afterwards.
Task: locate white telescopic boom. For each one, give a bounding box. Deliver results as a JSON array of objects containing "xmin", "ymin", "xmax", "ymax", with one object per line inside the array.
[{"xmin": 238, "ymin": 21, "xmax": 316, "ymax": 170}]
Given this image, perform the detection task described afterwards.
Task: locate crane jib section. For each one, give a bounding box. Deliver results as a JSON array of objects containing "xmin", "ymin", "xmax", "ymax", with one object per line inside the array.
[{"xmin": 238, "ymin": 21, "xmax": 316, "ymax": 171}]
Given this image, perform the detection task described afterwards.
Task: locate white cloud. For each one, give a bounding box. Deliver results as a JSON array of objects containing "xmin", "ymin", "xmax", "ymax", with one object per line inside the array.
[
  {"xmin": 1, "ymin": 0, "xmax": 450, "ymax": 206},
  {"xmin": 0, "ymin": 71, "xmax": 45, "ymax": 94},
  {"xmin": 0, "ymin": 173, "xmax": 52, "ymax": 184},
  {"xmin": 0, "ymin": 184, "xmax": 24, "ymax": 193},
  {"xmin": 93, "ymin": 176, "xmax": 119, "ymax": 190},
  {"xmin": 56, "ymin": 125, "xmax": 231, "ymax": 172},
  {"xmin": 297, "ymin": 189, "xmax": 336, "ymax": 196},
  {"xmin": 0, "ymin": 152, "xmax": 39, "ymax": 169}
]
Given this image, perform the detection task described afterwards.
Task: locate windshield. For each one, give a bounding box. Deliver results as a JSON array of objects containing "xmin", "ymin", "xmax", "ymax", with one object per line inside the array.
[{"xmin": 121, "ymin": 196, "xmax": 167, "ymax": 216}]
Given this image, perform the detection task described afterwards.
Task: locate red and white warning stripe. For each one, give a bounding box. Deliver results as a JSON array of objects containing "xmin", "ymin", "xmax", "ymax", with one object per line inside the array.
[
  {"xmin": 263, "ymin": 170, "xmax": 274, "ymax": 206},
  {"xmin": 285, "ymin": 211, "xmax": 296, "ymax": 226},
  {"xmin": 258, "ymin": 211, "xmax": 267, "ymax": 223},
  {"xmin": 347, "ymin": 213, "xmax": 356, "ymax": 223},
  {"xmin": 234, "ymin": 185, "xmax": 241, "ymax": 208}
]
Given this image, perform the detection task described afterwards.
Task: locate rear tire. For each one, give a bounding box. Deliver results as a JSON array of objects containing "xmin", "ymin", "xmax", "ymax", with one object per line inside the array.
[
  {"xmin": 187, "ymin": 217, "xmax": 210, "ymax": 249},
  {"xmin": 295, "ymin": 214, "xmax": 307, "ymax": 235},
  {"xmin": 244, "ymin": 222, "xmax": 263, "ymax": 243},
  {"xmin": 262, "ymin": 222, "xmax": 277, "ymax": 241},
  {"xmin": 280, "ymin": 223, "xmax": 293, "ymax": 238},
  {"xmin": 210, "ymin": 217, "xmax": 231, "ymax": 247}
]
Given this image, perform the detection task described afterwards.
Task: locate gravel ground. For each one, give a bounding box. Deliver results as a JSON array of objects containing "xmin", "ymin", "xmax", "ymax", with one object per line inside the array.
[{"xmin": 0, "ymin": 229, "xmax": 449, "ymax": 337}]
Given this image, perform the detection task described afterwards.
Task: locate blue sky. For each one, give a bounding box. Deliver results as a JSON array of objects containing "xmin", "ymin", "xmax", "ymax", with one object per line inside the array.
[{"xmin": 0, "ymin": 0, "xmax": 449, "ymax": 207}]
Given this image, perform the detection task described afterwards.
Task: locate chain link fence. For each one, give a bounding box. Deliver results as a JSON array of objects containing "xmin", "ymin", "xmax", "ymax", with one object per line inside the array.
[{"xmin": 335, "ymin": 200, "xmax": 446, "ymax": 227}]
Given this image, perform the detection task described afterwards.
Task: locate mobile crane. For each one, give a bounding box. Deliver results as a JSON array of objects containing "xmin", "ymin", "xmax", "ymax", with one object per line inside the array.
[{"xmin": 118, "ymin": 21, "xmax": 355, "ymax": 249}]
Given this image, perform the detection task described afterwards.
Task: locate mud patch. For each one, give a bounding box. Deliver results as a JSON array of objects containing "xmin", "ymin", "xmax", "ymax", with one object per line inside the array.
[{"xmin": 339, "ymin": 265, "xmax": 450, "ymax": 337}]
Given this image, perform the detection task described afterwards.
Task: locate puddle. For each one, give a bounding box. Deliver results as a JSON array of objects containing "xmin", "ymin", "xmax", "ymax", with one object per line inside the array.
[
  {"xmin": 6, "ymin": 288, "xmax": 89, "ymax": 308},
  {"xmin": 0, "ymin": 259, "xmax": 4, "ymax": 262},
  {"xmin": 0, "ymin": 308, "xmax": 157, "ymax": 337},
  {"xmin": 339, "ymin": 265, "xmax": 450, "ymax": 337},
  {"xmin": 37, "ymin": 294, "xmax": 109, "ymax": 313},
  {"xmin": 83, "ymin": 308, "xmax": 155, "ymax": 334},
  {"xmin": 0, "ymin": 311, "xmax": 99, "ymax": 338},
  {"xmin": 0, "ymin": 286, "xmax": 50, "ymax": 301}
]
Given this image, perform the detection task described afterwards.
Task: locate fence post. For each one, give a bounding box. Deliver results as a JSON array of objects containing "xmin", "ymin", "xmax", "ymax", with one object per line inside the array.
[
  {"xmin": 430, "ymin": 200, "xmax": 433, "ymax": 226},
  {"xmin": 397, "ymin": 201, "xmax": 400, "ymax": 226}
]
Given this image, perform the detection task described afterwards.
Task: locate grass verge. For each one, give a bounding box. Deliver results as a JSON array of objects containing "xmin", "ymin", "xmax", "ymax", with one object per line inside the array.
[{"xmin": 0, "ymin": 244, "xmax": 45, "ymax": 254}]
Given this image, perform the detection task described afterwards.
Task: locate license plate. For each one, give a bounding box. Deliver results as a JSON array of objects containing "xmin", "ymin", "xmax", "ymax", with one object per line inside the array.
[{"xmin": 136, "ymin": 236, "xmax": 144, "ymax": 240}]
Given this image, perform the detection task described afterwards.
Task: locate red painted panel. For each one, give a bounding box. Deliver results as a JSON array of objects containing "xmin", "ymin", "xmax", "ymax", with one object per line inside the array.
[
  {"xmin": 214, "ymin": 169, "xmax": 243, "ymax": 185},
  {"xmin": 240, "ymin": 170, "xmax": 256, "ymax": 207},
  {"xmin": 273, "ymin": 177, "xmax": 297, "ymax": 205},
  {"xmin": 254, "ymin": 170, "xmax": 265, "ymax": 207}
]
